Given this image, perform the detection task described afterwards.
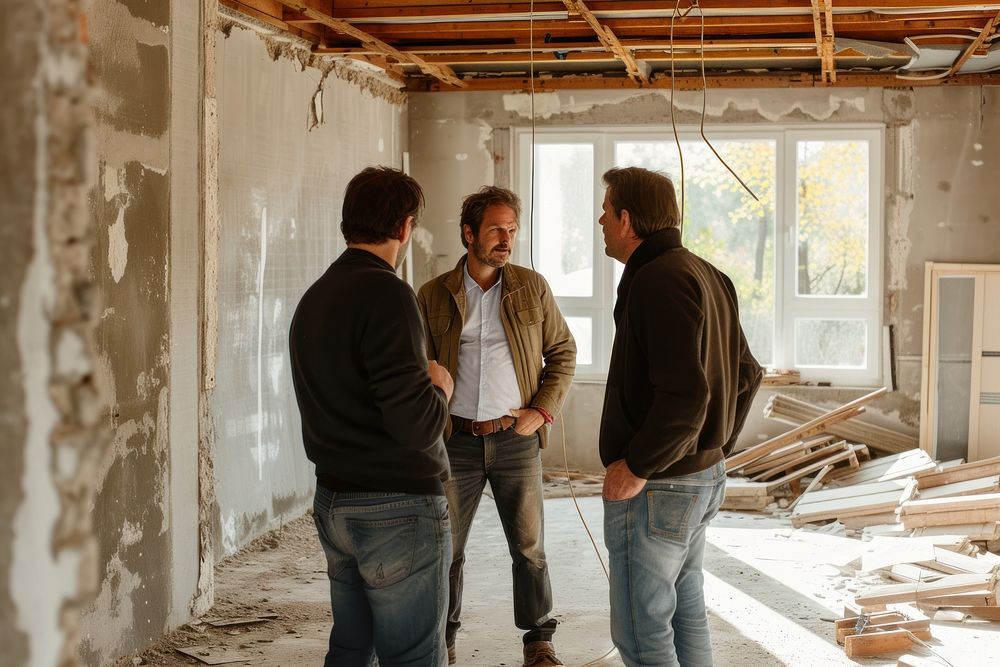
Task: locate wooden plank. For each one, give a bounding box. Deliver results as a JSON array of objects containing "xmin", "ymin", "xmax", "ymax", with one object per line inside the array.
[
  {"xmin": 787, "ymin": 464, "xmax": 835, "ymax": 512},
  {"xmin": 854, "ymin": 573, "xmax": 996, "ymax": 606},
  {"xmin": 919, "ymin": 546, "xmax": 999, "ymax": 576},
  {"xmin": 794, "ymin": 488, "xmax": 910, "ymax": 521},
  {"xmin": 723, "ymin": 479, "xmax": 770, "ymax": 497},
  {"xmin": 741, "ymin": 436, "xmax": 834, "ymax": 476},
  {"xmin": 900, "ymin": 492, "xmax": 1000, "ymax": 515},
  {"xmin": 844, "ymin": 629, "xmax": 925, "ymax": 658},
  {"xmin": 841, "ymin": 512, "xmax": 903, "ymax": 531},
  {"xmin": 837, "ymin": 618, "xmax": 929, "ymax": 645},
  {"xmin": 764, "ymin": 444, "xmax": 859, "ymax": 493},
  {"xmin": 917, "ymin": 475, "xmax": 1000, "ymax": 500},
  {"xmin": 930, "ymin": 606, "xmax": 1000, "ymax": 620},
  {"xmin": 903, "ymin": 508, "xmax": 1000, "ymax": 530},
  {"xmin": 562, "ymin": 0, "xmax": 649, "ymax": 83},
  {"xmin": 889, "ymin": 563, "xmax": 947, "ymax": 583},
  {"xmin": 719, "ymin": 495, "xmax": 773, "ymax": 511},
  {"xmin": 831, "ymin": 452, "xmax": 936, "ymax": 486},
  {"xmin": 751, "ymin": 440, "xmax": 849, "ymax": 482},
  {"xmin": 795, "ymin": 478, "xmax": 911, "ymax": 507},
  {"xmin": 726, "ymin": 387, "xmax": 886, "ymax": 471},
  {"xmin": 767, "ymin": 393, "xmax": 917, "ymax": 454},
  {"xmin": 916, "ymin": 590, "xmax": 997, "ymax": 607},
  {"xmin": 915, "ymin": 455, "xmax": 1000, "ymax": 488},
  {"xmin": 912, "ymin": 522, "xmax": 1000, "ymax": 541}
]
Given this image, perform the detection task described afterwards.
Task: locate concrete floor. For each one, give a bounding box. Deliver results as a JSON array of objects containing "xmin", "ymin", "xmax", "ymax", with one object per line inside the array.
[{"xmin": 125, "ymin": 491, "xmax": 1000, "ymax": 666}]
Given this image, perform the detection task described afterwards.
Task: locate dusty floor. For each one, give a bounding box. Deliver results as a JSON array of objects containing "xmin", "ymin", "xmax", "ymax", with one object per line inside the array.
[{"xmin": 119, "ymin": 481, "xmax": 1000, "ymax": 666}]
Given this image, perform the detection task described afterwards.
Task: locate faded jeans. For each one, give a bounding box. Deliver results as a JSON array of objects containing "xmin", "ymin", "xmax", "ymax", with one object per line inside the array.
[
  {"xmin": 444, "ymin": 428, "xmax": 557, "ymax": 647},
  {"xmin": 313, "ymin": 486, "xmax": 451, "ymax": 667},
  {"xmin": 603, "ymin": 460, "xmax": 726, "ymax": 667}
]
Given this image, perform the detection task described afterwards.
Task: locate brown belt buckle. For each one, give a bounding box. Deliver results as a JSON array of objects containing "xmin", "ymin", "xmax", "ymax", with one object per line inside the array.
[{"xmin": 471, "ymin": 420, "xmax": 486, "ymax": 436}]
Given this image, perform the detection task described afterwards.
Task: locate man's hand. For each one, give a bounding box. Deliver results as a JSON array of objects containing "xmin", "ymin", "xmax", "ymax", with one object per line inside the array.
[
  {"xmin": 427, "ymin": 360, "xmax": 454, "ymax": 403},
  {"xmin": 603, "ymin": 459, "xmax": 647, "ymax": 501},
  {"xmin": 510, "ymin": 408, "xmax": 545, "ymax": 436}
]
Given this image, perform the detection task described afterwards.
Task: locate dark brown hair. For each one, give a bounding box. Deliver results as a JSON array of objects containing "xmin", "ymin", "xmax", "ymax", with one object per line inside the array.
[
  {"xmin": 602, "ymin": 167, "xmax": 680, "ymax": 238},
  {"xmin": 341, "ymin": 166, "xmax": 424, "ymax": 244},
  {"xmin": 459, "ymin": 186, "xmax": 521, "ymax": 248}
]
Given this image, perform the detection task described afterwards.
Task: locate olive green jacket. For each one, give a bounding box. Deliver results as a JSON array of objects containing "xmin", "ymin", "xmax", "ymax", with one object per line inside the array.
[{"xmin": 416, "ymin": 257, "xmax": 577, "ymax": 448}]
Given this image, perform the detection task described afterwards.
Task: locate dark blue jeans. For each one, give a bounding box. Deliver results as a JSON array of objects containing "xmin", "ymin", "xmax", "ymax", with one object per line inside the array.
[
  {"xmin": 444, "ymin": 429, "xmax": 557, "ymax": 647},
  {"xmin": 604, "ymin": 460, "xmax": 726, "ymax": 667},
  {"xmin": 313, "ymin": 487, "xmax": 451, "ymax": 667}
]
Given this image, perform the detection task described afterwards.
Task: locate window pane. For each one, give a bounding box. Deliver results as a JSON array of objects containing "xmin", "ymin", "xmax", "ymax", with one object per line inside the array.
[
  {"xmin": 796, "ymin": 140, "xmax": 869, "ymax": 297},
  {"xmin": 795, "ymin": 318, "xmax": 867, "ymax": 368},
  {"xmin": 614, "ymin": 139, "xmax": 776, "ymax": 367},
  {"xmin": 534, "ymin": 144, "xmax": 593, "ymax": 297},
  {"xmin": 565, "ymin": 316, "xmax": 593, "ymax": 365}
]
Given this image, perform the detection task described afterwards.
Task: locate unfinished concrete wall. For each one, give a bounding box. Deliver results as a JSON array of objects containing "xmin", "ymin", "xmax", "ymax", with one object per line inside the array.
[
  {"xmin": 409, "ymin": 86, "xmax": 1000, "ymax": 471},
  {"xmin": 74, "ymin": 0, "xmax": 204, "ymax": 663},
  {"xmin": 2, "ymin": 1, "xmax": 104, "ymax": 666},
  {"xmin": 211, "ymin": 23, "xmax": 408, "ymax": 556}
]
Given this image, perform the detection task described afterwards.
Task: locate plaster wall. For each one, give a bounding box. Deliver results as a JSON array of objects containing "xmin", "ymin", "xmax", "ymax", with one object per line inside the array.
[
  {"xmin": 409, "ymin": 86, "xmax": 1000, "ymax": 472},
  {"xmin": 211, "ymin": 25, "xmax": 409, "ymax": 556},
  {"xmin": 77, "ymin": 0, "xmax": 173, "ymax": 655},
  {"xmin": 2, "ymin": 2, "xmax": 103, "ymax": 665}
]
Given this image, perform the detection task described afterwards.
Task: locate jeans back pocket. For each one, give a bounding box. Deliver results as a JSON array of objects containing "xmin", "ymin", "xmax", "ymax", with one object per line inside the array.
[
  {"xmin": 646, "ymin": 489, "xmax": 700, "ymax": 545},
  {"xmin": 346, "ymin": 515, "xmax": 418, "ymax": 588}
]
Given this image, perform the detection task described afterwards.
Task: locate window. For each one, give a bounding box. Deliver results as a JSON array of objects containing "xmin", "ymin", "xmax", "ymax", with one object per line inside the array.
[{"xmin": 516, "ymin": 126, "xmax": 883, "ymax": 386}]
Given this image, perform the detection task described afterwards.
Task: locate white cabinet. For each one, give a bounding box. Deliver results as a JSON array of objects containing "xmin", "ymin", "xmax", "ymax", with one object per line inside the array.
[{"xmin": 920, "ymin": 263, "xmax": 1000, "ymax": 462}]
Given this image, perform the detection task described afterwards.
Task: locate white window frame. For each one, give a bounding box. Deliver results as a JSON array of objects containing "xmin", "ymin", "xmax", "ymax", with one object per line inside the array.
[{"xmin": 514, "ymin": 124, "xmax": 884, "ymax": 386}]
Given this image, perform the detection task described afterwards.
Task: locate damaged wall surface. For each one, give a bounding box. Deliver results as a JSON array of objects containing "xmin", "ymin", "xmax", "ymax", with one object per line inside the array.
[
  {"xmin": 211, "ymin": 24, "xmax": 409, "ymax": 556},
  {"xmin": 2, "ymin": 1, "xmax": 103, "ymax": 666},
  {"xmin": 75, "ymin": 0, "xmax": 203, "ymax": 664},
  {"xmin": 409, "ymin": 86, "xmax": 1000, "ymax": 471}
]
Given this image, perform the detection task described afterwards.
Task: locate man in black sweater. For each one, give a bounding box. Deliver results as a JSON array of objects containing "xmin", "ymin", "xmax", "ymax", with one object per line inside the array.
[
  {"xmin": 289, "ymin": 166, "xmax": 454, "ymax": 667},
  {"xmin": 597, "ymin": 167, "xmax": 763, "ymax": 667}
]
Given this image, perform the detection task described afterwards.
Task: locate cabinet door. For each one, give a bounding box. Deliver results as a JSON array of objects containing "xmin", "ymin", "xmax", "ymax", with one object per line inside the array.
[{"xmin": 934, "ymin": 276, "xmax": 976, "ymax": 462}]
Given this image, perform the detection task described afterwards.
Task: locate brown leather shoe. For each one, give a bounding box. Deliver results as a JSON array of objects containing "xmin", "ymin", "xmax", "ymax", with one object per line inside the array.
[{"xmin": 523, "ymin": 641, "xmax": 564, "ymax": 667}]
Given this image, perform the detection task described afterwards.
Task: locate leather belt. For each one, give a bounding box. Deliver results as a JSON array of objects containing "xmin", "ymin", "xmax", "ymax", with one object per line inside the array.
[{"xmin": 451, "ymin": 415, "xmax": 516, "ymax": 437}]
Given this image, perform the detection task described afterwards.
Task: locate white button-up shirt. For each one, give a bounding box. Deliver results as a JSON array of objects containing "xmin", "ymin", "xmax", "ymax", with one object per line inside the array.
[{"xmin": 450, "ymin": 264, "xmax": 522, "ymax": 421}]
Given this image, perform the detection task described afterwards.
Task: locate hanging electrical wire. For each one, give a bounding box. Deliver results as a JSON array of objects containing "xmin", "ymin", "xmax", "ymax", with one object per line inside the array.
[{"xmin": 671, "ymin": 0, "xmax": 759, "ymax": 234}]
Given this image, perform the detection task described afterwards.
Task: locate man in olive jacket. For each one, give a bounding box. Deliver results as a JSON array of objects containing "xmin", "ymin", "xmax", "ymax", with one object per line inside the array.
[
  {"xmin": 598, "ymin": 167, "xmax": 763, "ymax": 667},
  {"xmin": 417, "ymin": 186, "xmax": 576, "ymax": 667}
]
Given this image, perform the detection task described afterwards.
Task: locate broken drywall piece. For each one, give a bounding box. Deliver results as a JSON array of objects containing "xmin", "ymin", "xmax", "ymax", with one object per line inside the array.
[{"xmin": 175, "ymin": 646, "xmax": 252, "ymax": 665}]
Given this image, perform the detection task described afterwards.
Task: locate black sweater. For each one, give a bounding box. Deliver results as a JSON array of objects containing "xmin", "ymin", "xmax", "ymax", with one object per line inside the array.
[
  {"xmin": 289, "ymin": 248, "xmax": 450, "ymax": 495},
  {"xmin": 600, "ymin": 228, "xmax": 763, "ymax": 478}
]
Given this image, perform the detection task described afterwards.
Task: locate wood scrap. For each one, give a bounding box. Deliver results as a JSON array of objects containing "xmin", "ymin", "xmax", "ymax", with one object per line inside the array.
[
  {"xmin": 915, "ymin": 454, "xmax": 1000, "ymax": 489},
  {"xmin": 854, "ymin": 572, "xmax": 997, "ymax": 606},
  {"xmin": 764, "ymin": 443, "xmax": 862, "ymax": 493},
  {"xmin": 767, "ymin": 392, "xmax": 917, "ymax": 454},
  {"xmin": 912, "ymin": 522, "xmax": 1000, "ymax": 542},
  {"xmin": 726, "ymin": 386, "xmax": 887, "ymax": 471},
  {"xmin": 792, "ymin": 479, "xmax": 915, "ymax": 527},
  {"xmin": 837, "ymin": 618, "xmax": 930, "ymax": 644},
  {"xmin": 827, "ymin": 449, "xmax": 935, "ymax": 486},
  {"xmin": 844, "ymin": 628, "xmax": 929, "ymax": 658},
  {"xmin": 916, "ymin": 475, "xmax": 1000, "ymax": 500}
]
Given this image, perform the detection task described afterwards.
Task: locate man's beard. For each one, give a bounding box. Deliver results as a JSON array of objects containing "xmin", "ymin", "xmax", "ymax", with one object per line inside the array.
[{"xmin": 472, "ymin": 238, "xmax": 511, "ymax": 269}]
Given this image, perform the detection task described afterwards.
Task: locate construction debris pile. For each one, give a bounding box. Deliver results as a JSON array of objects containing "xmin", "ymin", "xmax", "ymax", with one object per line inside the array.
[{"xmin": 724, "ymin": 387, "xmax": 1000, "ymax": 661}]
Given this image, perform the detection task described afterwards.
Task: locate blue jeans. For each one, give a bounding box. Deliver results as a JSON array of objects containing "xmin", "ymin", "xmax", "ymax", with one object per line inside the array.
[
  {"xmin": 444, "ymin": 429, "xmax": 557, "ymax": 647},
  {"xmin": 603, "ymin": 460, "xmax": 726, "ymax": 667},
  {"xmin": 313, "ymin": 487, "xmax": 451, "ymax": 667}
]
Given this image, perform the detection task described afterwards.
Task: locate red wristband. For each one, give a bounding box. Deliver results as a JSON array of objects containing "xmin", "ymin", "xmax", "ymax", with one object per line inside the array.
[{"xmin": 532, "ymin": 407, "xmax": 554, "ymax": 424}]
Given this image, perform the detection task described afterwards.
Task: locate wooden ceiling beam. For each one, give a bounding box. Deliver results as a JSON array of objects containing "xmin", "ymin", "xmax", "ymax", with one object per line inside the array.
[
  {"xmin": 562, "ymin": 0, "xmax": 648, "ymax": 83},
  {"xmin": 273, "ymin": 0, "xmax": 466, "ymax": 87},
  {"xmin": 811, "ymin": 0, "xmax": 838, "ymax": 82},
  {"xmin": 946, "ymin": 8, "xmax": 1000, "ymax": 75},
  {"xmin": 347, "ymin": 13, "xmax": 999, "ymax": 39},
  {"xmin": 410, "ymin": 70, "xmax": 1000, "ymax": 92},
  {"xmin": 331, "ymin": 1, "xmax": 1000, "ymax": 19},
  {"xmin": 413, "ymin": 46, "xmax": 898, "ymax": 66}
]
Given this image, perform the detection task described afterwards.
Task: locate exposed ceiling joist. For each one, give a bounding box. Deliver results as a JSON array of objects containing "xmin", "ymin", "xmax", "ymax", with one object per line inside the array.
[
  {"xmin": 562, "ymin": 0, "xmax": 649, "ymax": 83},
  {"xmin": 272, "ymin": 0, "xmax": 466, "ymax": 87},
  {"xmin": 946, "ymin": 8, "xmax": 1000, "ymax": 74},
  {"xmin": 225, "ymin": 1, "xmax": 1000, "ymax": 90},
  {"xmin": 812, "ymin": 0, "xmax": 838, "ymax": 82}
]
